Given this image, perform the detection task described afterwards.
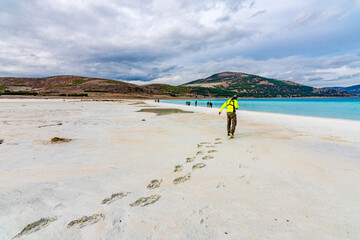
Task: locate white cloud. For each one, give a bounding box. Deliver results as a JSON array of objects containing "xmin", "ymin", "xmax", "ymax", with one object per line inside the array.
[
  {"xmin": 0, "ymin": 0, "xmax": 359, "ymax": 88},
  {"xmin": 316, "ymin": 66, "xmax": 360, "ymax": 76}
]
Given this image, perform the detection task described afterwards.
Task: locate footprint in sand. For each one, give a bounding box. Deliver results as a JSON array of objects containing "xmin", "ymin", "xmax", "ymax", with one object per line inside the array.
[
  {"xmin": 206, "ymin": 145, "xmax": 216, "ymax": 148},
  {"xmin": 147, "ymin": 179, "xmax": 162, "ymax": 189},
  {"xmin": 13, "ymin": 217, "xmax": 57, "ymax": 239},
  {"xmin": 130, "ymin": 195, "xmax": 161, "ymax": 207},
  {"xmin": 192, "ymin": 163, "xmax": 206, "ymax": 170},
  {"xmin": 174, "ymin": 165, "xmax": 183, "ymax": 172},
  {"xmin": 186, "ymin": 157, "xmax": 195, "ymax": 163},
  {"xmin": 200, "ymin": 142, "xmax": 211, "ymax": 145},
  {"xmin": 67, "ymin": 214, "xmax": 104, "ymax": 229},
  {"xmin": 239, "ymin": 175, "xmax": 251, "ymax": 184},
  {"xmin": 202, "ymin": 155, "xmax": 214, "ymax": 160},
  {"xmin": 101, "ymin": 192, "xmax": 130, "ymax": 204},
  {"xmin": 196, "ymin": 151, "xmax": 203, "ymax": 156},
  {"xmin": 173, "ymin": 173, "xmax": 191, "ymax": 184},
  {"xmin": 208, "ymin": 150, "xmax": 217, "ymax": 154},
  {"xmin": 197, "ymin": 144, "xmax": 203, "ymax": 148},
  {"xmin": 50, "ymin": 137, "xmax": 71, "ymax": 143},
  {"xmin": 214, "ymin": 142, "xmax": 223, "ymax": 144},
  {"xmin": 238, "ymin": 163, "xmax": 249, "ymax": 168},
  {"xmin": 215, "ymin": 138, "xmax": 222, "ymax": 141},
  {"xmin": 216, "ymin": 181, "xmax": 226, "ymax": 188},
  {"xmin": 193, "ymin": 206, "xmax": 213, "ymax": 225}
]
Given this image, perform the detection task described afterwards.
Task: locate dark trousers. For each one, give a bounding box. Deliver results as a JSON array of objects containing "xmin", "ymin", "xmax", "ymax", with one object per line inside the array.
[{"xmin": 227, "ymin": 112, "xmax": 237, "ymax": 135}]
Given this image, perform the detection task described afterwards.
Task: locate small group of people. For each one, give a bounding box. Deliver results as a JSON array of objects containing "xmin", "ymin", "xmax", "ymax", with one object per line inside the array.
[
  {"xmin": 206, "ymin": 101, "xmax": 213, "ymax": 108},
  {"xmin": 154, "ymin": 99, "xmax": 160, "ymax": 102},
  {"xmin": 185, "ymin": 101, "xmax": 203, "ymax": 107},
  {"xmin": 185, "ymin": 101, "xmax": 199, "ymax": 106}
]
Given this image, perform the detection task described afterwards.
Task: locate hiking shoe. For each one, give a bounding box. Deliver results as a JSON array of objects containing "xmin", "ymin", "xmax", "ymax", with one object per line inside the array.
[{"xmin": 229, "ymin": 133, "xmax": 234, "ymax": 139}]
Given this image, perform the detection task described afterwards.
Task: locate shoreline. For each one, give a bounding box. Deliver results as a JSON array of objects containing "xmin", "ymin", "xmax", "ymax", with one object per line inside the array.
[
  {"xmin": 147, "ymin": 100, "xmax": 360, "ymax": 144},
  {"xmin": 160, "ymin": 97, "xmax": 360, "ymax": 122}
]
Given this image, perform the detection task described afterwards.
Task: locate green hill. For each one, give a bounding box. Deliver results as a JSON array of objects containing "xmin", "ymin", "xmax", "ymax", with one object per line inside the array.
[{"xmin": 181, "ymin": 72, "xmax": 353, "ymax": 98}]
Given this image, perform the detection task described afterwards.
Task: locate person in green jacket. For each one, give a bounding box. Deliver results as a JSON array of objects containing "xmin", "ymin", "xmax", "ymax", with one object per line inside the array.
[{"xmin": 219, "ymin": 95, "xmax": 239, "ymax": 138}]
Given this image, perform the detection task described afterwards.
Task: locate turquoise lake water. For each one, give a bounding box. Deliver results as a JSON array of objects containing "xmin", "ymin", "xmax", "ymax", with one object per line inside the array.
[{"xmin": 162, "ymin": 97, "xmax": 360, "ymax": 121}]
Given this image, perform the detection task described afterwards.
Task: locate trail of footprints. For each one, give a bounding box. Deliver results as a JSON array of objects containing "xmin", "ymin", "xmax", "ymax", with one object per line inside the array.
[{"xmin": 12, "ymin": 138, "xmax": 224, "ymax": 238}]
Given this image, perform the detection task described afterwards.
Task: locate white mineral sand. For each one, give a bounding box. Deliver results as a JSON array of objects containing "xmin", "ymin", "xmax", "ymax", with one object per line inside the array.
[{"xmin": 0, "ymin": 98, "xmax": 359, "ymax": 239}]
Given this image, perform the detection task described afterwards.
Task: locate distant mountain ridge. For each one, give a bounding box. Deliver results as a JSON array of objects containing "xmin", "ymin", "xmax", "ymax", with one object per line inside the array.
[
  {"xmin": 0, "ymin": 72, "xmax": 355, "ymax": 98},
  {"xmin": 182, "ymin": 72, "xmax": 353, "ymax": 98},
  {"xmin": 327, "ymin": 85, "xmax": 360, "ymax": 96}
]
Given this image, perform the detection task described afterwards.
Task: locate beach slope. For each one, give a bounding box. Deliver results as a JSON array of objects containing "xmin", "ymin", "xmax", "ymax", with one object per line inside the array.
[{"xmin": 0, "ymin": 99, "xmax": 359, "ymax": 239}]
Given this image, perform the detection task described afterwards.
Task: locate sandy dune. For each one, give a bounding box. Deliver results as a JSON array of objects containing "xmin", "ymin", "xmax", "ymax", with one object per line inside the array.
[{"xmin": 0, "ymin": 99, "xmax": 359, "ymax": 239}]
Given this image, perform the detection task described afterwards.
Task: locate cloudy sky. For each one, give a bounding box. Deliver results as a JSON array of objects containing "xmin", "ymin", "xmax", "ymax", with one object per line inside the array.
[{"xmin": 1, "ymin": 0, "xmax": 360, "ymax": 87}]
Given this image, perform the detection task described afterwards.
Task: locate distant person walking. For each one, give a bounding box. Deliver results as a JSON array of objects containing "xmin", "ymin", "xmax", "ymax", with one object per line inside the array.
[
  {"xmin": 219, "ymin": 95, "xmax": 239, "ymax": 139},
  {"xmin": 195, "ymin": 101, "xmax": 197, "ymax": 106},
  {"xmin": 210, "ymin": 102, "xmax": 212, "ymax": 108}
]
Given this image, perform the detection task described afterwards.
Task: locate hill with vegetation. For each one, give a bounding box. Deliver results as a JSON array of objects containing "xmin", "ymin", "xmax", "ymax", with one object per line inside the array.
[
  {"xmin": 0, "ymin": 72, "xmax": 354, "ymax": 98},
  {"xmin": 328, "ymin": 85, "xmax": 360, "ymax": 96},
  {"xmin": 181, "ymin": 72, "xmax": 353, "ymax": 98},
  {"xmin": 0, "ymin": 76, "xmax": 168, "ymax": 98}
]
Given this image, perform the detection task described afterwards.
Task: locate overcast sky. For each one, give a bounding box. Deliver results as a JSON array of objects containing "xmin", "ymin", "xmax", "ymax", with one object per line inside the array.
[{"xmin": 1, "ymin": 0, "xmax": 360, "ymax": 87}]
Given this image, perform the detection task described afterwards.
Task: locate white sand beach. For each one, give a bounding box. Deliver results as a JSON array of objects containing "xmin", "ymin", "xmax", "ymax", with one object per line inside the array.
[{"xmin": 0, "ymin": 99, "xmax": 360, "ymax": 240}]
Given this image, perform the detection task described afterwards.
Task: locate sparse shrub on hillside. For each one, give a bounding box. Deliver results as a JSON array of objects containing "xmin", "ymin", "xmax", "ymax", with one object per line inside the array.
[
  {"xmin": 84, "ymin": 90, "xmax": 109, "ymax": 92},
  {"xmin": 72, "ymin": 79, "xmax": 85, "ymax": 85},
  {"xmin": 1, "ymin": 91, "xmax": 38, "ymax": 96},
  {"xmin": 10, "ymin": 83, "xmax": 27, "ymax": 86},
  {"xmin": 189, "ymin": 87, "xmax": 236, "ymax": 97},
  {"xmin": 158, "ymin": 85, "xmax": 189, "ymax": 94},
  {"xmin": 67, "ymin": 93, "xmax": 88, "ymax": 97}
]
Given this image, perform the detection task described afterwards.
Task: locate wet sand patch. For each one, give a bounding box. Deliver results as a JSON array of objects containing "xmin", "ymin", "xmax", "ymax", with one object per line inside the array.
[
  {"xmin": 137, "ymin": 108, "xmax": 193, "ymax": 116},
  {"xmin": 128, "ymin": 101, "xmax": 146, "ymax": 105},
  {"xmin": 136, "ymin": 105, "xmax": 158, "ymax": 108}
]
